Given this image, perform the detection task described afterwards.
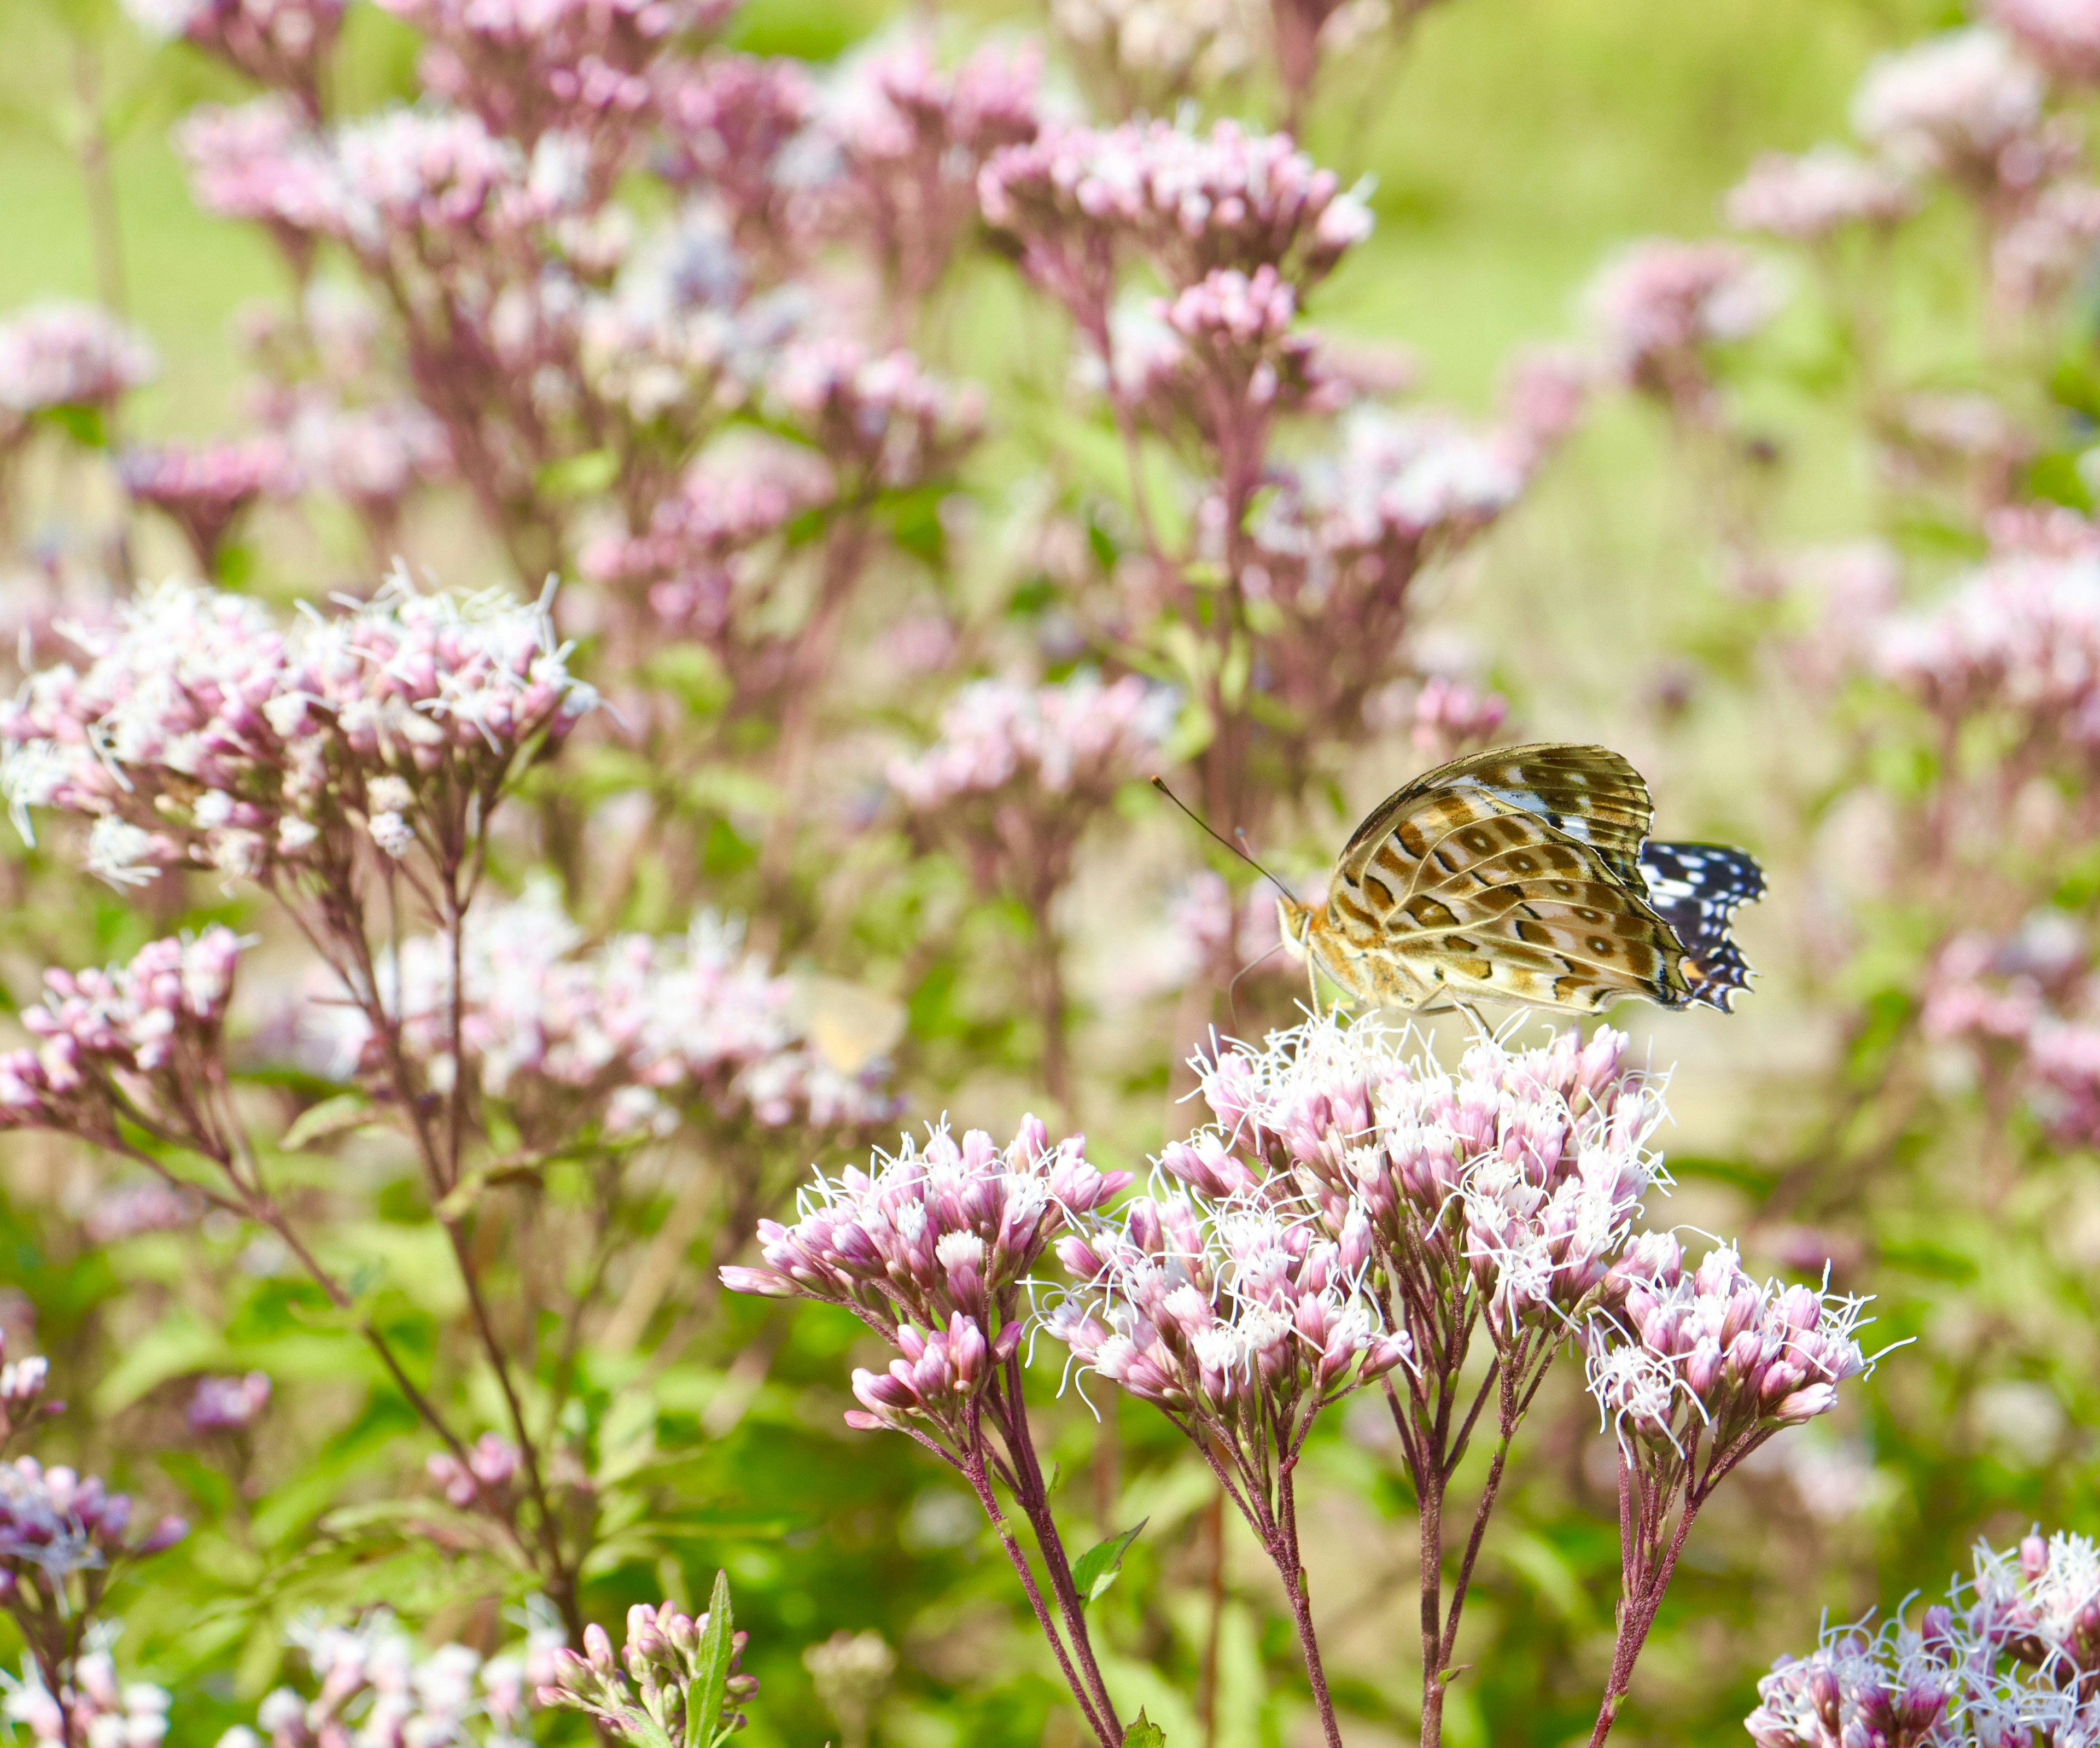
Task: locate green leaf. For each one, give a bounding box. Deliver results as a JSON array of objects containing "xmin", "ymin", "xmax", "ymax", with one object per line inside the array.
[
  {"xmin": 695, "ymin": 1568, "xmax": 734, "ymax": 1748},
  {"xmin": 1072, "ymin": 1518, "xmax": 1147, "ymax": 1607},
  {"xmin": 281, "ymin": 1093, "xmax": 375, "ymax": 1151},
  {"xmin": 1125, "ymin": 1709, "xmax": 1167, "ymax": 1748}
]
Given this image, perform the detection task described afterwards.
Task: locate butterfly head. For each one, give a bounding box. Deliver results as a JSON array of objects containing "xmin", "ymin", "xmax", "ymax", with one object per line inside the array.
[{"xmin": 1276, "ymin": 894, "xmax": 1315, "ymax": 959}]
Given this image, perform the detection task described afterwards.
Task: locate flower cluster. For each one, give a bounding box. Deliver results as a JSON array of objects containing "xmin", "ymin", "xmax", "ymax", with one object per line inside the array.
[
  {"xmin": 1406, "ymin": 675, "xmax": 1510, "ymax": 758},
  {"xmin": 978, "ymin": 118, "xmax": 1374, "ymax": 328},
  {"xmin": 1852, "ymin": 27, "xmax": 2046, "ymax": 185},
  {"xmin": 0, "ymin": 1457, "xmax": 186, "ymax": 1587},
  {"xmin": 1745, "ymin": 1529, "xmax": 2100, "ymax": 1746},
  {"xmin": 3, "ymin": 1641, "xmax": 172, "ymax": 1748},
  {"xmin": 306, "ymin": 880, "xmax": 891, "ymax": 1141},
  {"xmin": 0, "ymin": 305, "xmax": 156, "ymax": 428},
  {"xmin": 235, "ymin": 1604, "xmax": 562, "ymax": 1748},
  {"xmin": 1993, "ymin": 0, "xmax": 2100, "ymax": 85},
  {"xmin": 1187, "ymin": 1012, "xmax": 1669, "ymax": 1338},
  {"xmin": 1725, "ymin": 147, "xmax": 1917, "ymax": 241},
  {"xmin": 1108, "ymin": 265, "xmax": 1341, "ymax": 448},
  {"xmin": 124, "ymin": 0, "xmax": 343, "ymax": 112},
  {"xmin": 1045, "ymin": 1184, "xmax": 1410, "ymax": 1413},
  {"xmin": 188, "ymin": 1372, "xmax": 272, "ymax": 1435},
  {"xmin": 119, "ymin": 438, "xmax": 301, "ymax": 574},
  {"xmin": 539, "ymin": 1594, "xmax": 756, "ymax": 1748},
  {"xmin": 1585, "ymin": 239, "xmax": 1783, "ymax": 419},
  {"xmin": 797, "ymin": 37, "xmax": 1041, "ymax": 306},
  {"xmin": 0, "ymin": 573, "xmax": 597, "ymax": 888},
  {"xmin": 579, "ymin": 464, "xmax": 812, "ymax": 656},
  {"xmin": 0, "ymin": 928, "xmax": 244, "ymax": 1146},
  {"xmin": 723, "ymin": 1120, "xmax": 1129, "ymax": 1435},
  {"xmin": 0, "ymin": 1351, "xmax": 50, "ymax": 1473},
  {"xmin": 887, "ymin": 674, "xmax": 1174, "ymax": 812},
  {"xmin": 1584, "ymin": 1236, "xmax": 1869, "ymax": 1453},
  {"xmin": 374, "ymin": 0, "xmax": 725, "ymax": 156},
  {"xmin": 1875, "ymin": 550, "xmax": 2100, "ymax": 756},
  {"xmin": 1049, "ymin": 0, "xmax": 1254, "ymax": 110},
  {"xmin": 768, "ymin": 339, "xmax": 983, "ymax": 492}
]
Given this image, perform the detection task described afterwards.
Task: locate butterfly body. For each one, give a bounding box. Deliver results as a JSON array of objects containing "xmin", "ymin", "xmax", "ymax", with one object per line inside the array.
[{"xmin": 1277, "ymin": 743, "xmax": 1763, "ymax": 1016}]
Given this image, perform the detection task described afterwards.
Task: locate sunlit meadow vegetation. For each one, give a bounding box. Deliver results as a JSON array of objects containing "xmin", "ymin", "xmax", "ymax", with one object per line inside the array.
[{"xmin": 13, "ymin": 0, "xmax": 2100, "ymax": 1744}]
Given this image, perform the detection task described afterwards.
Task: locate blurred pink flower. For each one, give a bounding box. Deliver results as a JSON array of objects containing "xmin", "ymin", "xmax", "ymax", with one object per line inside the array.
[
  {"xmin": 0, "ymin": 304, "xmax": 156, "ymax": 422},
  {"xmin": 188, "ymin": 1371, "xmax": 271, "ymax": 1434},
  {"xmin": 1992, "ymin": 0, "xmax": 2100, "ymax": 84},
  {"xmin": 1725, "ymin": 147, "xmax": 1917, "ymax": 240},
  {"xmin": 1586, "ymin": 238, "xmax": 1783, "ymax": 417},
  {"xmin": 1852, "ymin": 27, "xmax": 2044, "ymax": 183},
  {"xmin": 119, "ymin": 436, "xmax": 302, "ymax": 574}
]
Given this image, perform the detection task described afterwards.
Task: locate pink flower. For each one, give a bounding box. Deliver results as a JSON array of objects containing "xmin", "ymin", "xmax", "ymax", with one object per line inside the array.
[
  {"xmin": 888, "ymin": 673, "xmax": 1174, "ymax": 810},
  {"xmin": 979, "ymin": 118, "xmax": 1371, "ymax": 329},
  {"xmin": 1586, "ymin": 238, "xmax": 1783, "ymax": 410},
  {"xmin": 0, "ymin": 304, "xmax": 156, "ymax": 421},
  {"xmin": 1851, "ymin": 27, "xmax": 2044, "ymax": 180},
  {"xmin": 722, "ymin": 1116, "xmax": 1129, "ymax": 1436},
  {"xmin": 1586, "ymin": 1237, "xmax": 1869, "ymax": 1453},
  {"xmin": 119, "ymin": 435, "xmax": 302, "ymax": 574},
  {"xmin": 1725, "ymin": 147, "xmax": 1917, "ymax": 240},
  {"xmin": 188, "ymin": 1371, "xmax": 271, "ymax": 1434},
  {"xmin": 1993, "ymin": 0, "xmax": 2100, "ymax": 83}
]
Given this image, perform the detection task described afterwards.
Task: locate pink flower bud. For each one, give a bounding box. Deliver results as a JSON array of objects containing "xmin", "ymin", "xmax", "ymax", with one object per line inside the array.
[{"xmin": 949, "ymin": 1314, "xmax": 987, "ymax": 1387}]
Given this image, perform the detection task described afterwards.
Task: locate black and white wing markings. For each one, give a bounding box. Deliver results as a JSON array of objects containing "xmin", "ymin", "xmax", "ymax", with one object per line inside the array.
[{"xmin": 1636, "ymin": 841, "xmax": 1765, "ymax": 1010}]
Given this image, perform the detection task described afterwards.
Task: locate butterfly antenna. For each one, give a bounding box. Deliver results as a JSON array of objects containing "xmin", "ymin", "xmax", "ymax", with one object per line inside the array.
[
  {"xmin": 1150, "ymin": 777, "xmax": 1293, "ymax": 899},
  {"xmin": 1225, "ymin": 939, "xmax": 1287, "ymax": 1028}
]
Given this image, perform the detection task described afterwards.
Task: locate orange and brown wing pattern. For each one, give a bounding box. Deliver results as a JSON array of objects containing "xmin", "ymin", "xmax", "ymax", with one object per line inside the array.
[
  {"xmin": 1338, "ymin": 743, "xmax": 1656, "ymax": 895},
  {"xmin": 1318, "ymin": 745, "xmax": 1699, "ymax": 1013}
]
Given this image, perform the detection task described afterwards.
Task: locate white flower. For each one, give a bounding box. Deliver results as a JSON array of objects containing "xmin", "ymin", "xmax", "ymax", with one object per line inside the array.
[
  {"xmin": 86, "ymin": 817, "xmax": 161, "ymax": 888},
  {"xmin": 368, "ymin": 811, "xmax": 415, "ymax": 857}
]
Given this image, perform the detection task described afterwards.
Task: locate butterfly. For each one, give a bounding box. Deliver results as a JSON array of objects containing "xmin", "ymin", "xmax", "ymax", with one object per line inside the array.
[{"xmin": 1275, "ymin": 743, "xmax": 1764, "ymax": 1015}]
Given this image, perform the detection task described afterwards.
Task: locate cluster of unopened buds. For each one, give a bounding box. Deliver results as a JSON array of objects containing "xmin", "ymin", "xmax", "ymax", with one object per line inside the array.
[
  {"xmin": 234, "ymin": 1604, "xmax": 560, "ymax": 1748},
  {"xmin": 0, "ymin": 928, "xmax": 244, "ymax": 1144},
  {"xmin": 427, "ymin": 1434, "xmax": 521, "ymax": 1511},
  {"xmin": 539, "ymin": 1598, "xmax": 756, "ymax": 1748},
  {"xmin": 722, "ymin": 1120, "xmax": 1130, "ymax": 1436},
  {"xmin": 1585, "ymin": 1236, "xmax": 1868, "ymax": 1452},
  {"xmin": 1747, "ymin": 1528, "xmax": 2100, "ymax": 1746},
  {"xmin": 1111, "ymin": 265, "xmax": 1341, "ymax": 440},
  {"xmin": 0, "ymin": 573, "xmax": 598, "ymax": 889},
  {"xmin": 887, "ymin": 673, "xmax": 1174, "ymax": 812}
]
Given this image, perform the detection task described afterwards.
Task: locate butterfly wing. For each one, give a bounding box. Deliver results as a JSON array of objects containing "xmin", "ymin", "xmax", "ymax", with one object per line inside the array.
[
  {"xmin": 1339, "ymin": 743, "xmax": 1655, "ymax": 892},
  {"xmin": 1637, "ymin": 841, "xmax": 1764, "ymax": 1010},
  {"xmin": 1321, "ymin": 744, "xmax": 1698, "ymax": 1012}
]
